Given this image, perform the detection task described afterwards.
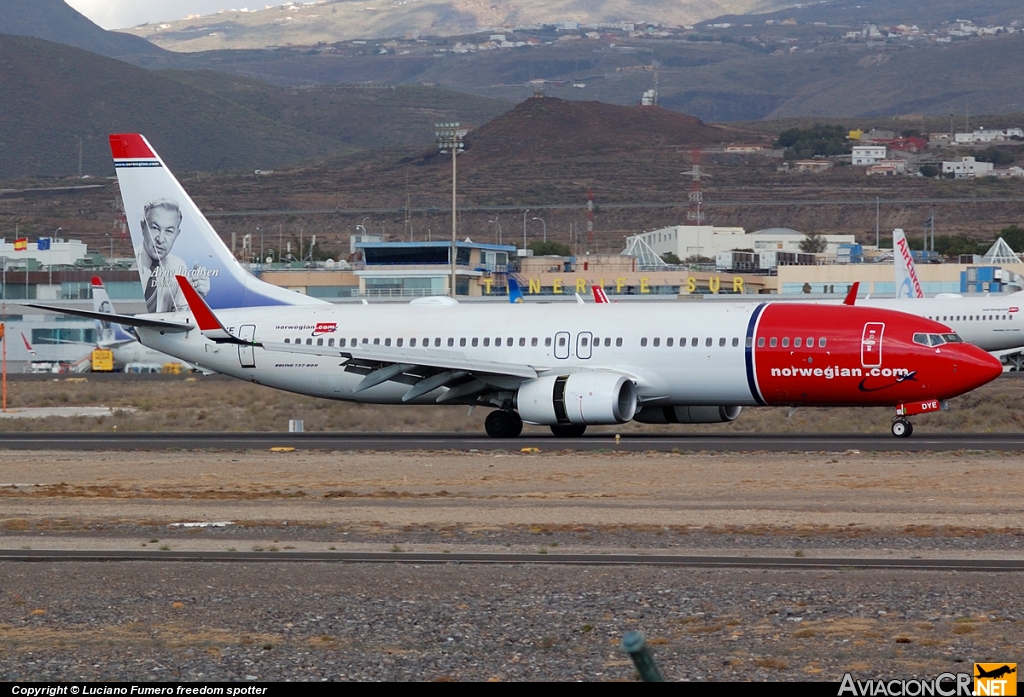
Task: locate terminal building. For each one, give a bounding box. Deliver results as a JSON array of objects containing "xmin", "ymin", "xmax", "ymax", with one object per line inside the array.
[{"xmin": 632, "ymin": 225, "xmax": 857, "ymax": 261}]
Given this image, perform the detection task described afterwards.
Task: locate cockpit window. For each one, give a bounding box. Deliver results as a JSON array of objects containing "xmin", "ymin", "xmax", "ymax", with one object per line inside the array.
[{"xmin": 913, "ymin": 333, "xmax": 964, "ymax": 347}]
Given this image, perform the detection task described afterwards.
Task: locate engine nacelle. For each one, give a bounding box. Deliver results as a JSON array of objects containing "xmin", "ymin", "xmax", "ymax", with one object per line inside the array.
[
  {"xmin": 633, "ymin": 405, "xmax": 742, "ymax": 424},
  {"xmin": 516, "ymin": 372, "xmax": 637, "ymax": 426}
]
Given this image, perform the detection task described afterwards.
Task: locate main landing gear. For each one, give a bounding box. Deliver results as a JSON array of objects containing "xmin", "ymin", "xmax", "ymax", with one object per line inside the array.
[
  {"xmin": 890, "ymin": 418, "xmax": 914, "ymax": 438},
  {"xmin": 484, "ymin": 410, "xmax": 523, "ymax": 438},
  {"xmin": 550, "ymin": 424, "xmax": 587, "ymax": 438}
]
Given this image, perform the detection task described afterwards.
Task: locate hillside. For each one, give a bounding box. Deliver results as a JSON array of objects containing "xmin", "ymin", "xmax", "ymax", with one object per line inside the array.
[
  {"xmin": 0, "ymin": 34, "xmax": 515, "ymax": 179},
  {"xmin": 0, "ymin": 0, "xmax": 164, "ymax": 59},
  {"xmin": 0, "ymin": 34, "xmax": 340, "ymax": 178},
  {"xmin": 160, "ymin": 70, "xmax": 511, "ymax": 151},
  {"xmin": 123, "ymin": 0, "xmax": 792, "ymax": 50},
  {"xmin": 462, "ymin": 97, "xmax": 737, "ymax": 160}
]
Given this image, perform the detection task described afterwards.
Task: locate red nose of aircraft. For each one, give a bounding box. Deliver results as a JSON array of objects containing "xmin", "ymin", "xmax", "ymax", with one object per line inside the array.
[{"xmin": 947, "ymin": 343, "xmax": 1004, "ymax": 397}]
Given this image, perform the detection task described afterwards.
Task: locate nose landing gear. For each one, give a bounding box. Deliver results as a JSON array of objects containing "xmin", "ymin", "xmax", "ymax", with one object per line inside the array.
[{"xmin": 890, "ymin": 418, "xmax": 914, "ymax": 438}]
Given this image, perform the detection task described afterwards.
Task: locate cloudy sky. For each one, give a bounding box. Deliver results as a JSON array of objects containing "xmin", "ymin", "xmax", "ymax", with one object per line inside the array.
[{"xmin": 66, "ymin": 1, "xmax": 263, "ymax": 30}]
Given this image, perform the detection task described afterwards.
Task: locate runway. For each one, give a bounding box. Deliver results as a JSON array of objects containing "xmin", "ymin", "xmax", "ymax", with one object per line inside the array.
[
  {"xmin": 1, "ymin": 549, "xmax": 1023, "ymax": 571},
  {"xmin": 1, "ymin": 430, "xmax": 1023, "ymax": 451}
]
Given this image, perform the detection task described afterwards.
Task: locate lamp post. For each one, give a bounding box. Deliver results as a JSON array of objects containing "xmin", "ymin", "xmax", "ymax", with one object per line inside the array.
[
  {"xmin": 257, "ymin": 226, "xmax": 263, "ymax": 264},
  {"xmin": 532, "ymin": 216, "xmax": 546, "ymax": 243},
  {"xmin": 488, "ymin": 219, "xmax": 502, "ymax": 245},
  {"xmin": 436, "ymin": 122, "xmax": 466, "ymax": 297},
  {"xmin": 522, "ymin": 209, "xmax": 530, "ymax": 251}
]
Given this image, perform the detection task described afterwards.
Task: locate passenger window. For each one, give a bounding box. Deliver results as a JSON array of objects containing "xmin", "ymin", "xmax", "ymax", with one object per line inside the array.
[
  {"xmin": 447, "ymin": 338, "xmax": 454, "ymax": 347},
  {"xmin": 732, "ymin": 337, "xmax": 739, "ymax": 347},
  {"xmin": 757, "ymin": 337, "xmax": 765, "ymax": 348},
  {"xmin": 373, "ymin": 338, "xmax": 380, "ymax": 345},
  {"xmin": 605, "ymin": 338, "xmax": 611, "ymax": 347},
  {"xmin": 362, "ymin": 338, "xmax": 368, "ymax": 345},
  {"xmin": 384, "ymin": 338, "xmax": 391, "ymax": 346},
  {"xmin": 641, "ymin": 338, "xmax": 648, "ymax": 347},
  {"xmin": 806, "ymin": 337, "xmax": 813, "ymax": 348},
  {"xmin": 317, "ymin": 338, "xmax": 324, "ymax": 346},
  {"xmin": 782, "ymin": 337, "xmax": 789, "ymax": 348},
  {"xmin": 558, "ymin": 336, "xmax": 566, "ymax": 347},
  {"xmin": 409, "ymin": 338, "xmax": 416, "ymax": 347},
  {"xmin": 519, "ymin": 338, "xmax": 526, "ymax": 347},
  {"xmin": 545, "ymin": 338, "xmax": 552, "ymax": 347},
  {"xmin": 705, "ymin": 337, "xmax": 712, "ymax": 347},
  {"xmin": 339, "ymin": 339, "xmax": 346, "ymax": 347},
  {"xmin": 719, "ymin": 337, "xmax": 726, "ymax": 347},
  {"xmin": 691, "ymin": 337, "xmax": 698, "ymax": 347},
  {"xmin": 397, "ymin": 338, "xmax": 403, "ymax": 347},
  {"xmin": 507, "ymin": 337, "xmax": 513, "ymax": 346},
  {"xmin": 794, "ymin": 337, "xmax": 802, "ymax": 348},
  {"xmin": 581, "ymin": 337, "xmax": 589, "ymax": 347},
  {"xmin": 328, "ymin": 338, "xmax": 335, "ymax": 347},
  {"xmin": 306, "ymin": 338, "xmax": 313, "ymax": 345},
  {"xmin": 770, "ymin": 337, "xmax": 777, "ymax": 348},
  {"xmin": 653, "ymin": 338, "xmax": 660, "ymax": 347},
  {"xmin": 284, "ymin": 338, "xmax": 290, "ymax": 344},
  {"xmin": 459, "ymin": 338, "xmax": 466, "ymax": 347},
  {"xmin": 666, "ymin": 338, "xmax": 674, "ymax": 347},
  {"xmin": 532, "ymin": 338, "xmax": 539, "ymax": 347},
  {"xmin": 483, "ymin": 338, "xmax": 490, "ymax": 347},
  {"xmin": 472, "ymin": 338, "xmax": 479, "ymax": 347},
  {"xmin": 435, "ymin": 338, "xmax": 442, "ymax": 347},
  {"xmin": 615, "ymin": 338, "xmax": 623, "ymax": 347},
  {"xmin": 818, "ymin": 337, "xmax": 826, "ymax": 348}
]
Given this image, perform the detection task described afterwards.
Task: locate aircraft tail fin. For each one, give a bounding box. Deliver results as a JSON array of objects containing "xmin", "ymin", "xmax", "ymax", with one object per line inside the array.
[
  {"xmin": 893, "ymin": 228, "xmax": 924, "ymax": 299},
  {"xmin": 508, "ymin": 276, "xmax": 524, "ymax": 304},
  {"xmin": 593, "ymin": 286, "xmax": 610, "ymax": 304},
  {"xmin": 91, "ymin": 276, "xmax": 137, "ymax": 345},
  {"xmin": 109, "ymin": 134, "xmax": 327, "ymax": 312}
]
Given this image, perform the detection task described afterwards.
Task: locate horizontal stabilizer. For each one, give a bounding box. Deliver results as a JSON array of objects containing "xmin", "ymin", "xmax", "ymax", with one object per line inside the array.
[
  {"xmin": 174, "ymin": 275, "xmax": 244, "ymax": 343},
  {"xmin": 25, "ymin": 304, "xmax": 193, "ymax": 332}
]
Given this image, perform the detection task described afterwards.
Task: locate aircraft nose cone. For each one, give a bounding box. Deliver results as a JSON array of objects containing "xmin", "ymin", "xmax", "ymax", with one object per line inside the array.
[{"xmin": 958, "ymin": 346, "xmax": 1004, "ymax": 392}]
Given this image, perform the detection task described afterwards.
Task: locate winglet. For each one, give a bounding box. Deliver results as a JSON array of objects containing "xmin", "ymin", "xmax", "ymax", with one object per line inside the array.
[
  {"xmin": 593, "ymin": 286, "xmax": 610, "ymax": 304},
  {"xmin": 174, "ymin": 275, "xmax": 235, "ymax": 341},
  {"xmin": 91, "ymin": 276, "xmax": 103, "ymax": 287},
  {"xmin": 843, "ymin": 281, "xmax": 860, "ymax": 306}
]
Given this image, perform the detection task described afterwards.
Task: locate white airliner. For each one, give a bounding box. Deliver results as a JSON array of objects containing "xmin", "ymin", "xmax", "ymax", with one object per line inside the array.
[{"xmin": 29, "ymin": 135, "xmax": 1003, "ymax": 438}]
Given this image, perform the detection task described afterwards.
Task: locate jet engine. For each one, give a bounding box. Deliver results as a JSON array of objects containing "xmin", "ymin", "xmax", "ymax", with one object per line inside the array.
[
  {"xmin": 516, "ymin": 372, "xmax": 637, "ymax": 425},
  {"xmin": 633, "ymin": 405, "xmax": 742, "ymax": 424}
]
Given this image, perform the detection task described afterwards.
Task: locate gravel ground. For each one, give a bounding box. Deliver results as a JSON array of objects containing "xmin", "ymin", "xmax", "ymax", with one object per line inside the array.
[
  {"xmin": 1, "ymin": 448, "xmax": 1022, "ymax": 682},
  {"xmin": 0, "ymin": 563, "xmax": 1021, "ymax": 682}
]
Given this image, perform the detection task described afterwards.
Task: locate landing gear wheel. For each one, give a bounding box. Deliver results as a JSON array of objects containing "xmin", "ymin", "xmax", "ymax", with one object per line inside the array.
[
  {"xmin": 550, "ymin": 424, "xmax": 587, "ymax": 438},
  {"xmin": 485, "ymin": 410, "xmax": 523, "ymax": 438},
  {"xmin": 890, "ymin": 419, "xmax": 913, "ymax": 438}
]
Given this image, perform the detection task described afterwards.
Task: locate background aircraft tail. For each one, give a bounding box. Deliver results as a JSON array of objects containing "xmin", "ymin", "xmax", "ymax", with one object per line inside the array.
[
  {"xmin": 91, "ymin": 276, "xmax": 138, "ymax": 346},
  {"xmin": 893, "ymin": 228, "xmax": 924, "ymax": 299},
  {"xmin": 109, "ymin": 134, "xmax": 327, "ymax": 311},
  {"xmin": 508, "ymin": 276, "xmax": 524, "ymax": 303}
]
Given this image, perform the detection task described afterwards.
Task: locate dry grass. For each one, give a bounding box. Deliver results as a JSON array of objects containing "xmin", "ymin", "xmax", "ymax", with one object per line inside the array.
[{"xmin": 2, "ymin": 373, "xmax": 1023, "ymax": 435}]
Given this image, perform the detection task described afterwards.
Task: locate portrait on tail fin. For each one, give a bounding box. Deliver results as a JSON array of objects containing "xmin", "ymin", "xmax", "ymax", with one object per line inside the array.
[{"xmin": 136, "ymin": 198, "xmax": 210, "ymax": 313}]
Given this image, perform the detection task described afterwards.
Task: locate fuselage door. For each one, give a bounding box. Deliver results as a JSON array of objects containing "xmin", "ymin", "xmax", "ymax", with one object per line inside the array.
[
  {"xmin": 554, "ymin": 331, "xmax": 571, "ymax": 360},
  {"xmin": 576, "ymin": 331, "xmax": 593, "ymax": 360},
  {"xmin": 861, "ymin": 322, "xmax": 884, "ymax": 368},
  {"xmin": 238, "ymin": 324, "xmax": 256, "ymax": 368}
]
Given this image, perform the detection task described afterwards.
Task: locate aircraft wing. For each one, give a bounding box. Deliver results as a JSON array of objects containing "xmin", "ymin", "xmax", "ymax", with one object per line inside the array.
[
  {"xmin": 260, "ymin": 340, "xmax": 538, "ymax": 380},
  {"xmin": 24, "ymin": 304, "xmax": 194, "ymax": 332},
  {"xmin": 174, "ymin": 276, "xmax": 536, "ymax": 403}
]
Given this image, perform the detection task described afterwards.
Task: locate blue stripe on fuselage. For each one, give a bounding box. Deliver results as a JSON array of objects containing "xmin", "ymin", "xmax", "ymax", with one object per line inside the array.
[{"xmin": 745, "ymin": 303, "xmax": 767, "ymax": 406}]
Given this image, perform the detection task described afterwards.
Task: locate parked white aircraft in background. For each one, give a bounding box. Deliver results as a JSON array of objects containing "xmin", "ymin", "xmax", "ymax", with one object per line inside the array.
[
  {"xmin": 28, "ymin": 134, "xmax": 1004, "ymax": 438},
  {"xmin": 91, "ymin": 277, "xmax": 181, "ymax": 368},
  {"xmin": 873, "ymin": 228, "xmax": 1024, "ymax": 368}
]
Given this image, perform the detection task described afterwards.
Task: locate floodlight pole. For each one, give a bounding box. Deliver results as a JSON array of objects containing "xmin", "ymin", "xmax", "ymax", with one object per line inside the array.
[{"xmin": 436, "ymin": 122, "xmax": 466, "ymax": 297}]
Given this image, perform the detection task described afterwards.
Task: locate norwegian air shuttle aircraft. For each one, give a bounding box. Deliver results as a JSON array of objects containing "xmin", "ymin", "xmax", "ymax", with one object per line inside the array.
[{"xmin": 31, "ymin": 135, "xmax": 1004, "ymax": 438}]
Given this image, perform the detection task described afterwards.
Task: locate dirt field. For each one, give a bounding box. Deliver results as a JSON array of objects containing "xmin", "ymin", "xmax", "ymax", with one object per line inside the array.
[{"xmin": 1, "ymin": 372, "xmax": 1023, "ymax": 435}]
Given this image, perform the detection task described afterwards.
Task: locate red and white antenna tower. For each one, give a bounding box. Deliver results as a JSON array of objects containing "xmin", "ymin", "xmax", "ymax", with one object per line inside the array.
[{"xmin": 684, "ymin": 149, "xmax": 705, "ymax": 225}]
